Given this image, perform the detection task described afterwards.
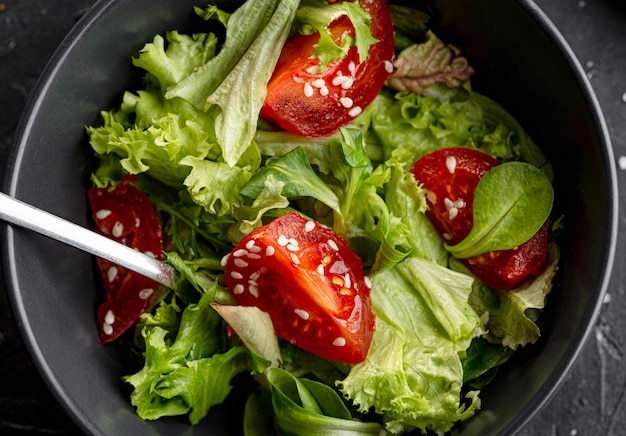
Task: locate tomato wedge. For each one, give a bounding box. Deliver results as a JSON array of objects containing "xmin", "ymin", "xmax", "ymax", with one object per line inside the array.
[
  {"xmin": 88, "ymin": 176, "xmax": 163, "ymax": 344},
  {"xmin": 223, "ymin": 212, "xmax": 374, "ymax": 364},
  {"xmin": 410, "ymin": 147, "xmax": 549, "ymax": 290},
  {"xmin": 260, "ymin": 0, "xmax": 395, "ymax": 137}
]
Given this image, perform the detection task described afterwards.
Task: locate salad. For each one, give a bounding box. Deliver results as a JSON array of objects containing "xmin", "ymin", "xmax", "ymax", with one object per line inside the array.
[{"xmin": 85, "ymin": 0, "xmax": 560, "ymax": 434}]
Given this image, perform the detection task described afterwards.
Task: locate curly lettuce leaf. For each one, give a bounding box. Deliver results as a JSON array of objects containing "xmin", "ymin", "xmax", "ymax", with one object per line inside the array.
[
  {"xmin": 339, "ymin": 256, "xmax": 482, "ymax": 435},
  {"xmin": 124, "ymin": 292, "xmax": 249, "ymax": 424},
  {"xmin": 464, "ymin": 244, "xmax": 559, "ymax": 349},
  {"xmin": 132, "ymin": 31, "xmax": 219, "ymax": 91},
  {"xmin": 240, "ymin": 147, "xmax": 340, "ymax": 213},
  {"xmin": 294, "ymin": 0, "xmax": 378, "ymax": 69},
  {"xmin": 87, "ymin": 92, "xmax": 218, "ymax": 188},
  {"xmin": 167, "ymin": 0, "xmax": 300, "ymax": 166},
  {"xmin": 386, "ymin": 31, "xmax": 474, "ymax": 94},
  {"xmin": 368, "ymin": 83, "xmax": 550, "ymax": 173}
]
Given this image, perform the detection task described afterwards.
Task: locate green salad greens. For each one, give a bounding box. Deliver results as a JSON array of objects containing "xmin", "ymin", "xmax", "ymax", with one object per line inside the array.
[{"xmin": 86, "ymin": 1, "xmax": 559, "ymax": 434}]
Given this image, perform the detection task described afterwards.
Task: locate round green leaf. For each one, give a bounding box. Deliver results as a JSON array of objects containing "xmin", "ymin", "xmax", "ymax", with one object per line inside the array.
[{"xmin": 446, "ymin": 161, "xmax": 553, "ymax": 259}]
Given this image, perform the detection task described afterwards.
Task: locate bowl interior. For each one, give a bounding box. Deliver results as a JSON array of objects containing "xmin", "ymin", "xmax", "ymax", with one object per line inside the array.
[{"xmin": 2, "ymin": 0, "xmax": 616, "ymax": 435}]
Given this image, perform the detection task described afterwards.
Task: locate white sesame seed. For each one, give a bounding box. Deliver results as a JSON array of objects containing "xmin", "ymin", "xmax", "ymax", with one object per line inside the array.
[
  {"xmin": 220, "ymin": 253, "xmax": 230, "ymax": 266},
  {"xmin": 618, "ymin": 155, "xmax": 626, "ymax": 170},
  {"xmin": 341, "ymin": 77, "xmax": 354, "ymax": 89},
  {"xmin": 135, "ymin": 217, "xmax": 141, "ymax": 228},
  {"xmin": 107, "ymin": 266, "xmax": 118, "ymax": 283},
  {"xmin": 348, "ymin": 106, "xmax": 362, "ymax": 117},
  {"xmin": 139, "ymin": 288, "xmax": 154, "ymax": 300},
  {"xmin": 248, "ymin": 279, "xmax": 258, "ymax": 286},
  {"xmin": 250, "ymin": 271, "xmax": 262, "ymax": 281},
  {"xmin": 446, "ymin": 156, "xmax": 457, "ymax": 174},
  {"xmin": 348, "ymin": 61, "xmax": 356, "ymax": 74},
  {"xmin": 333, "ymin": 337, "xmax": 347, "ymax": 346},
  {"xmin": 384, "ymin": 60, "xmax": 394, "ymax": 73},
  {"xmin": 233, "ymin": 284, "xmax": 245, "ymax": 294},
  {"xmin": 340, "ymin": 97, "xmax": 353, "ymax": 108},
  {"xmin": 364, "ymin": 276, "xmax": 372, "ymax": 289},
  {"xmin": 102, "ymin": 324, "xmax": 113, "ymax": 335},
  {"xmin": 449, "ymin": 207, "xmax": 458, "ymax": 220},
  {"xmin": 327, "ymin": 239, "xmax": 339, "ymax": 251},
  {"xmin": 277, "ymin": 234, "xmax": 289, "ymax": 246},
  {"xmin": 96, "ymin": 209, "xmax": 112, "ymax": 220},
  {"xmin": 246, "ymin": 240, "xmax": 256, "ymax": 250},
  {"xmin": 329, "ymin": 261, "xmax": 348, "ymax": 274},
  {"xmin": 444, "ymin": 198, "xmax": 454, "ymax": 211},
  {"xmin": 230, "ymin": 271, "xmax": 244, "ymax": 280},
  {"xmin": 304, "ymin": 82, "xmax": 314, "ymax": 97},
  {"xmin": 112, "ymin": 221, "xmax": 124, "ymax": 238},
  {"xmin": 233, "ymin": 248, "xmax": 248, "ymax": 257},
  {"xmin": 295, "ymin": 308, "xmax": 310, "ymax": 320},
  {"xmin": 453, "ymin": 199, "xmax": 466, "ymax": 209},
  {"xmin": 104, "ymin": 310, "xmax": 115, "ymax": 325},
  {"xmin": 427, "ymin": 191, "xmax": 437, "ymax": 204},
  {"xmin": 343, "ymin": 273, "xmax": 351, "ymax": 289},
  {"xmin": 320, "ymin": 85, "xmax": 329, "ymax": 96},
  {"xmin": 291, "ymin": 253, "xmax": 300, "ymax": 265},
  {"xmin": 305, "ymin": 220, "xmax": 315, "ymax": 232},
  {"xmin": 266, "ymin": 246, "xmax": 275, "ymax": 256},
  {"xmin": 249, "ymin": 285, "xmax": 259, "ymax": 297},
  {"xmin": 287, "ymin": 243, "xmax": 299, "ymax": 252},
  {"xmin": 317, "ymin": 264, "xmax": 324, "ymax": 275},
  {"xmin": 247, "ymin": 253, "xmax": 262, "ymax": 260},
  {"xmin": 332, "ymin": 75, "xmax": 349, "ymax": 86},
  {"xmin": 312, "ymin": 78, "xmax": 326, "ymax": 88},
  {"xmin": 306, "ymin": 65, "xmax": 321, "ymax": 74},
  {"xmin": 234, "ymin": 258, "xmax": 249, "ymax": 268},
  {"xmin": 248, "ymin": 245, "xmax": 262, "ymax": 253}
]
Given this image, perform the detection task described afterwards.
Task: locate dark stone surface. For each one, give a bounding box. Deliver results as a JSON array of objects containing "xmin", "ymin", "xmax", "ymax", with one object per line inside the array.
[{"xmin": 1, "ymin": 0, "xmax": 624, "ymax": 434}]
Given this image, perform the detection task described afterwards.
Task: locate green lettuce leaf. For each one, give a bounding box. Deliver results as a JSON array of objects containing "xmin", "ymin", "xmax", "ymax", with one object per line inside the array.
[
  {"xmin": 240, "ymin": 147, "xmax": 340, "ymax": 213},
  {"xmin": 368, "ymin": 83, "xmax": 550, "ymax": 172},
  {"xmin": 265, "ymin": 368, "xmax": 383, "ymax": 435},
  {"xmin": 124, "ymin": 292, "xmax": 249, "ymax": 423},
  {"xmin": 339, "ymin": 256, "xmax": 482, "ymax": 435},
  {"xmin": 168, "ymin": 0, "xmax": 300, "ymax": 166},
  {"xmin": 465, "ymin": 244, "xmax": 560, "ymax": 349},
  {"xmin": 87, "ymin": 92, "xmax": 218, "ymax": 188},
  {"xmin": 294, "ymin": 0, "xmax": 378, "ymax": 69},
  {"xmin": 132, "ymin": 31, "xmax": 219, "ymax": 91},
  {"xmin": 380, "ymin": 160, "xmax": 448, "ymax": 268}
]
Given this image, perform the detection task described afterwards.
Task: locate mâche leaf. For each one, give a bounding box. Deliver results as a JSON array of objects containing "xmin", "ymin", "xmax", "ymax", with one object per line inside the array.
[{"xmin": 446, "ymin": 162, "xmax": 553, "ymax": 259}]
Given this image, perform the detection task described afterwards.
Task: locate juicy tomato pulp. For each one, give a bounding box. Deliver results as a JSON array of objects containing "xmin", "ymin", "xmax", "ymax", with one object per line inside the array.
[
  {"xmin": 88, "ymin": 176, "xmax": 163, "ymax": 344},
  {"xmin": 223, "ymin": 212, "xmax": 375, "ymax": 364},
  {"xmin": 410, "ymin": 148, "xmax": 549, "ymax": 290},
  {"xmin": 260, "ymin": 0, "xmax": 395, "ymax": 136}
]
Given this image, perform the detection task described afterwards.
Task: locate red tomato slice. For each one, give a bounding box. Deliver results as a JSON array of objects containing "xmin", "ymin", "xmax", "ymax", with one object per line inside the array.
[
  {"xmin": 88, "ymin": 176, "xmax": 163, "ymax": 344},
  {"xmin": 410, "ymin": 147, "xmax": 549, "ymax": 290},
  {"xmin": 223, "ymin": 212, "xmax": 375, "ymax": 364},
  {"xmin": 260, "ymin": 0, "xmax": 395, "ymax": 137}
]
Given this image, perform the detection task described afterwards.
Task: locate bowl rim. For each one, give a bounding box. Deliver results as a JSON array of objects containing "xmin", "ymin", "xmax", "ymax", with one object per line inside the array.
[{"xmin": 1, "ymin": 0, "xmax": 619, "ymax": 435}]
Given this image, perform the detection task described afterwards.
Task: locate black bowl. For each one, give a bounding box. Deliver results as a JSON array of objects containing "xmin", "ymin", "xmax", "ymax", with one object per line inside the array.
[{"xmin": 2, "ymin": 0, "xmax": 617, "ymax": 435}]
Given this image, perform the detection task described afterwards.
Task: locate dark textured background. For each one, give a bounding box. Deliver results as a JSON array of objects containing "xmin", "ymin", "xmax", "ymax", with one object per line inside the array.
[{"xmin": 1, "ymin": 0, "xmax": 625, "ymax": 434}]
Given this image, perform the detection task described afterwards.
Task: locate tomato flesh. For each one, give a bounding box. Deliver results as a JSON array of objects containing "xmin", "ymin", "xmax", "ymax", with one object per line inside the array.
[
  {"xmin": 223, "ymin": 212, "xmax": 374, "ymax": 364},
  {"xmin": 261, "ymin": 0, "xmax": 395, "ymax": 137},
  {"xmin": 88, "ymin": 176, "xmax": 163, "ymax": 344},
  {"xmin": 410, "ymin": 147, "xmax": 549, "ymax": 290}
]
